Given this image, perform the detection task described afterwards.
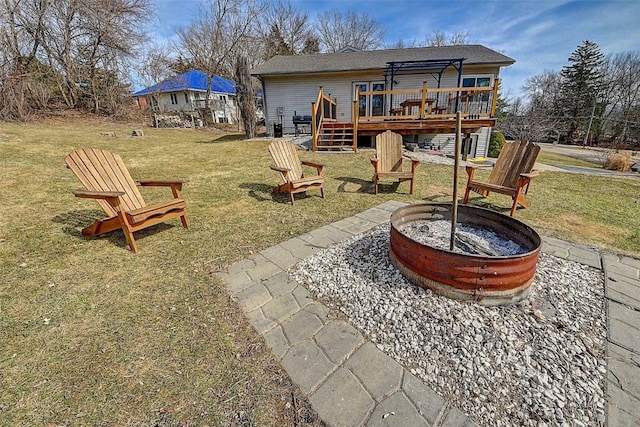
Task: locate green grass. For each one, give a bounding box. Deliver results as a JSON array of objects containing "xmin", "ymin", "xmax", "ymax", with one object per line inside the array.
[{"xmin": 1, "ymin": 121, "xmax": 639, "ymax": 425}]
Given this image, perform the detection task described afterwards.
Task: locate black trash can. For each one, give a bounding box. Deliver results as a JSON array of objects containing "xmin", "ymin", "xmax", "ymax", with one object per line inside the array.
[{"xmin": 273, "ymin": 123, "xmax": 283, "ymax": 138}]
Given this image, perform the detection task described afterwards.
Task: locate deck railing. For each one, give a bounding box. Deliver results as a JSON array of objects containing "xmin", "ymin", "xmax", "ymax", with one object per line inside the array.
[
  {"xmin": 311, "ymin": 86, "xmax": 337, "ymax": 150},
  {"xmin": 356, "ymin": 80, "xmax": 499, "ymax": 122}
]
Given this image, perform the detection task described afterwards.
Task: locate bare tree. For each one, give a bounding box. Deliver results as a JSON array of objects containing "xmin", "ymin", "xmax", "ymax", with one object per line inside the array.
[
  {"xmin": 260, "ymin": 0, "xmax": 318, "ymax": 60},
  {"xmin": 316, "ymin": 10, "xmax": 386, "ymax": 52},
  {"xmin": 0, "ymin": 0, "xmax": 151, "ymax": 119},
  {"xmin": 137, "ymin": 44, "xmax": 175, "ymax": 112},
  {"xmin": 0, "ymin": 0, "xmax": 50, "ymax": 119},
  {"xmin": 235, "ymin": 55, "xmax": 257, "ymax": 138},
  {"xmin": 426, "ymin": 30, "xmax": 469, "ymax": 47},
  {"xmin": 499, "ymin": 71, "xmax": 563, "ymax": 144},
  {"xmin": 602, "ymin": 51, "xmax": 640, "ymax": 143},
  {"xmin": 175, "ymin": 0, "xmax": 265, "ymax": 113},
  {"xmin": 386, "ymin": 38, "xmax": 419, "ymax": 49}
]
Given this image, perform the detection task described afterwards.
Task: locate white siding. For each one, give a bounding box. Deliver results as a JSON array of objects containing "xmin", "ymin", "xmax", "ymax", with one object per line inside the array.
[{"xmin": 262, "ymin": 72, "xmax": 376, "ymax": 134}]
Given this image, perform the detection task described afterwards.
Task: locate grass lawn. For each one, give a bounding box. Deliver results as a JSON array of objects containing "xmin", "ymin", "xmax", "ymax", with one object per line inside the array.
[{"xmin": 1, "ymin": 121, "xmax": 639, "ymax": 425}]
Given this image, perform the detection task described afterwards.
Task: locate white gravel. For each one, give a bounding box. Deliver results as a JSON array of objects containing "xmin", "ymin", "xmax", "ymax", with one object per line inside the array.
[{"xmin": 291, "ymin": 223, "xmax": 606, "ymax": 427}]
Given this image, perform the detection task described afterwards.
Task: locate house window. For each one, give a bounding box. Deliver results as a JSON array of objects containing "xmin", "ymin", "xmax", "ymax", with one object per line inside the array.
[
  {"xmin": 221, "ymin": 95, "xmax": 227, "ymax": 102},
  {"xmin": 170, "ymin": 93, "xmax": 178, "ymax": 105},
  {"xmin": 353, "ymin": 81, "xmax": 385, "ymax": 117},
  {"xmin": 184, "ymin": 93, "xmax": 189, "ymax": 103},
  {"xmin": 462, "ymin": 77, "xmax": 491, "ymax": 101}
]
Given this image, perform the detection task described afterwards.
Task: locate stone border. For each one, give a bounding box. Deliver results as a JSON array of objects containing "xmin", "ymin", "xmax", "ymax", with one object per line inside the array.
[{"xmin": 217, "ymin": 201, "xmax": 640, "ymax": 426}]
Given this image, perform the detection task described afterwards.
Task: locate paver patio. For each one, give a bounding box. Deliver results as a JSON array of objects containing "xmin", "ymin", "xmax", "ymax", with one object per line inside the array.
[{"xmin": 218, "ymin": 201, "xmax": 640, "ymax": 426}]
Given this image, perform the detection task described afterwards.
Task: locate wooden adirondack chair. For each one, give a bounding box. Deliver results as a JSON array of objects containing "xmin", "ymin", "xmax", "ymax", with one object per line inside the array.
[
  {"xmin": 65, "ymin": 148, "xmax": 189, "ymax": 252},
  {"xmin": 268, "ymin": 140, "xmax": 325, "ymax": 205},
  {"xmin": 463, "ymin": 140, "xmax": 540, "ymax": 216},
  {"xmin": 371, "ymin": 130, "xmax": 420, "ymax": 195}
]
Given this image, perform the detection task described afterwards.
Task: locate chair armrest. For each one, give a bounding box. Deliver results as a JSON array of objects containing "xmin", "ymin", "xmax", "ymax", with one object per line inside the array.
[
  {"xmin": 137, "ymin": 180, "xmax": 188, "ymax": 187},
  {"xmin": 407, "ymin": 156, "xmax": 420, "ymax": 173},
  {"xmin": 520, "ymin": 171, "xmax": 540, "ymax": 179},
  {"xmin": 403, "ymin": 155, "xmax": 420, "ymax": 166},
  {"xmin": 301, "ymin": 161, "xmax": 324, "ymax": 175},
  {"xmin": 73, "ymin": 189, "xmax": 124, "ymax": 199},
  {"xmin": 137, "ymin": 180, "xmax": 187, "ymax": 198},
  {"xmin": 466, "ymin": 163, "xmax": 493, "ymax": 171},
  {"xmin": 270, "ymin": 165, "xmax": 292, "ymax": 182},
  {"xmin": 270, "ymin": 165, "xmax": 290, "ymax": 173}
]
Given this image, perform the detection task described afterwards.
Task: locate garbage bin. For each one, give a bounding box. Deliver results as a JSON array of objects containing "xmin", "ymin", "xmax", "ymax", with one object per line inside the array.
[{"xmin": 273, "ymin": 123, "xmax": 283, "ymax": 138}]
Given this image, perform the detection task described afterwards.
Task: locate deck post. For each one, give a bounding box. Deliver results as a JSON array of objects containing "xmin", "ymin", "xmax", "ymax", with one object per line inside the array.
[
  {"xmin": 420, "ymin": 81, "xmax": 427, "ymax": 119},
  {"xmin": 352, "ymin": 100, "xmax": 358, "ymax": 153},
  {"xmin": 311, "ymin": 101, "xmax": 317, "ymax": 151},
  {"xmin": 490, "ymin": 79, "xmax": 500, "ymax": 117}
]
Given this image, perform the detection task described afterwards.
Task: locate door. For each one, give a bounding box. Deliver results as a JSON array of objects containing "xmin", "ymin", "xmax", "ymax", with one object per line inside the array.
[{"xmin": 354, "ymin": 81, "xmax": 386, "ymax": 117}]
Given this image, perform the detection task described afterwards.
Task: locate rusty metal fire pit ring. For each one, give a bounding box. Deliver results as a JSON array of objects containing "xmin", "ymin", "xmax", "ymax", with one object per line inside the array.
[{"xmin": 389, "ymin": 203, "xmax": 542, "ymax": 306}]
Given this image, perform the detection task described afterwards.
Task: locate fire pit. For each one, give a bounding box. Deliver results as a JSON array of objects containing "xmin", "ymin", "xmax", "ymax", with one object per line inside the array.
[{"xmin": 389, "ymin": 203, "xmax": 541, "ymax": 306}]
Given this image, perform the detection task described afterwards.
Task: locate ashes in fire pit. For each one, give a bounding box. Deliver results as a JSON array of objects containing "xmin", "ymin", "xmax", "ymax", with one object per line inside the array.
[{"xmin": 399, "ymin": 220, "xmax": 527, "ymax": 257}]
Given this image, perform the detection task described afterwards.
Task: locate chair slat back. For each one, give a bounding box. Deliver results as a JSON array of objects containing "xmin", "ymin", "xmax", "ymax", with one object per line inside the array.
[
  {"xmin": 488, "ymin": 141, "xmax": 540, "ymax": 188},
  {"xmin": 65, "ymin": 148, "xmax": 146, "ymax": 216},
  {"xmin": 376, "ymin": 130, "xmax": 404, "ymax": 172},
  {"xmin": 269, "ymin": 140, "xmax": 303, "ymax": 181}
]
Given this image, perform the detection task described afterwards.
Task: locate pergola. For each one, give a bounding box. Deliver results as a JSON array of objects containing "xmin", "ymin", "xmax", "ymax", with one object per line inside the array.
[
  {"xmin": 384, "ymin": 58, "xmax": 465, "ymax": 113},
  {"xmin": 384, "ymin": 58, "xmax": 465, "ymax": 90}
]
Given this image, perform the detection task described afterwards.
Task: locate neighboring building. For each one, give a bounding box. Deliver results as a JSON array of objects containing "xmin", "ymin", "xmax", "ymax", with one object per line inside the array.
[
  {"xmin": 133, "ymin": 70, "xmax": 237, "ymax": 124},
  {"xmin": 251, "ymin": 45, "xmax": 515, "ymax": 156}
]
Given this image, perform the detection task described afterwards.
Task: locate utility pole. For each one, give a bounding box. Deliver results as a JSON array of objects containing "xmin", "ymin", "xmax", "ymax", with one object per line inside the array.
[{"xmin": 583, "ymin": 97, "xmax": 597, "ymax": 147}]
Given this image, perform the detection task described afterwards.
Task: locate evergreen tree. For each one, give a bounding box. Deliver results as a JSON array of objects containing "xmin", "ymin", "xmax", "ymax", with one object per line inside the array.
[{"xmin": 560, "ymin": 40, "xmax": 605, "ymax": 142}]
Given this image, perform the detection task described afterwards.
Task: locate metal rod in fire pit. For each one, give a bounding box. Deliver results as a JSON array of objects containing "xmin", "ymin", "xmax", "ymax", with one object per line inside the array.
[{"xmin": 450, "ymin": 112, "xmax": 462, "ymax": 251}]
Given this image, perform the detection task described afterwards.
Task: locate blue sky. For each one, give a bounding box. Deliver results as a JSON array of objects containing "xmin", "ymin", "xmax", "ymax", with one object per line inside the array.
[{"xmin": 149, "ymin": 0, "xmax": 640, "ymax": 99}]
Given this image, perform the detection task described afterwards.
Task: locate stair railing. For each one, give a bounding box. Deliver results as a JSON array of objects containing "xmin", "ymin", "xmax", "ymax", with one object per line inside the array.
[{"xmin": 312, "ymin": 86, "xmax": 338, "ymax": 151}]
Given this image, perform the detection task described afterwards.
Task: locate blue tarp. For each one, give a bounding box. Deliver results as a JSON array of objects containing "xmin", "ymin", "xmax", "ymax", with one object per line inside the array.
[{"xmin": 133, "ymin": 70, "xmax": 236, "ymax": 96}]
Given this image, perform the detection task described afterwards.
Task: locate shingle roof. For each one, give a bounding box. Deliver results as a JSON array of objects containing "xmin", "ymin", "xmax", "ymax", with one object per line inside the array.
[
  {"xmin": 252, "ymin": 45, "xmax": 515, "ymax": 77},
  {"xmin": 133, "ymin": 70, "xmax": 236, "ymax": 96}
]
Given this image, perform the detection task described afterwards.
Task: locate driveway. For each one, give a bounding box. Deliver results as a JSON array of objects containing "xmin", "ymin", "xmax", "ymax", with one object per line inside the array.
[{"xmin": 537, "ymin": 143, "xmax": 640, "ymax": 177}]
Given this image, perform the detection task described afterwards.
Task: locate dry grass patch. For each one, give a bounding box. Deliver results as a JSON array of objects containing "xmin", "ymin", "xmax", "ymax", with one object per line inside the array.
[{"xmin": 604, "ymin": 151, "xmax": 633, "ymax": 172}]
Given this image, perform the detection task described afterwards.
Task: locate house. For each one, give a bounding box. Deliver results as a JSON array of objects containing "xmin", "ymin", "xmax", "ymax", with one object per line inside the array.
[
  {"xmin": 133, "ymin": 70, "xmax": 237, "ymax": 124},
  {"xmin": 251, "ymin": 45, "xmax": 515, "ymax": 156}
]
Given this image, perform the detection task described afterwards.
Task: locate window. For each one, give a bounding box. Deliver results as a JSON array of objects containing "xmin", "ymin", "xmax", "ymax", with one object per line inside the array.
[
  {"xmin": 170, "ymin": 93, "xmax": 178, "ymax": 105},
  {"xmin": 353, "ymin": 81, "xmax": 385, "ymax": 117},
  {"xmin": 184, "ymin": 93, "xmax": 189, "ymax": 103},
  {"xmin": 462, "ymin": 77, "xmax": 491, "ymax": 101}
]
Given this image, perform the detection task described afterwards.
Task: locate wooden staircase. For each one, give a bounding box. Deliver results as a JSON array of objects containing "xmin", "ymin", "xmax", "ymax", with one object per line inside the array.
[{"xmin": 316, "ymin": 122, "xmax": 355, "ymax": 151}]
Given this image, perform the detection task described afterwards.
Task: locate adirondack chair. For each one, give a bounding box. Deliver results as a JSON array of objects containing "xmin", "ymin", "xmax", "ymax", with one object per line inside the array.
[
  {"xmin": 65, "ymin": 148, "xmax": 189, "ymax": 252},
  {"xmin": 268, "ymin": 140, "xmax": 325, "ymax": 205},
  {"xmin": 371, "ymin": 130, "xmax": 420, "ymax": 194},
  {"xmin": 463, "ymin": 140, "xmax": 540, "ymax": 216}
]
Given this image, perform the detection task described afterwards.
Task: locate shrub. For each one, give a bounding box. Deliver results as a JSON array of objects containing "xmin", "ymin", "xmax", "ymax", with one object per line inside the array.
[
  {"xmin": 604, "ymin": 151, "xmax": 633, "ymax": 172},
  {"xmin": 488, "ymin": 131, "xmax": 506, "ymax": 158}
]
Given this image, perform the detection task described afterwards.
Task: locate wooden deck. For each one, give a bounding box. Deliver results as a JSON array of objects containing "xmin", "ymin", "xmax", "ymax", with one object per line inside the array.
[{"xmin": 311, "ymin": 82, "xmax": 500, "ymax": 152}]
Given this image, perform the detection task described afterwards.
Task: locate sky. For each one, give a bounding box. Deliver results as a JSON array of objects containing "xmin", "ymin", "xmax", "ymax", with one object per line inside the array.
[{"xmin": 148, "ymin": 0, "xmax": 640, "ymax": 99}]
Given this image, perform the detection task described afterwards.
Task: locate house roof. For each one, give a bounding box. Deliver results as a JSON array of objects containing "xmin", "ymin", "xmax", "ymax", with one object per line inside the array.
[
  {"xmin": 133, "ymin": 70, "xmax": 236, "ymax": 96},
  {"xmin": 251, "ymin": 45, "xmax": 515, "ymax": 77}
]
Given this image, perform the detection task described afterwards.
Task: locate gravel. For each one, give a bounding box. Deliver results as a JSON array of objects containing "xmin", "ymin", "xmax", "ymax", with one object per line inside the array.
[{"xmin": 291, "ymin": 223, "xmax": 607, "ymax": 427}]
